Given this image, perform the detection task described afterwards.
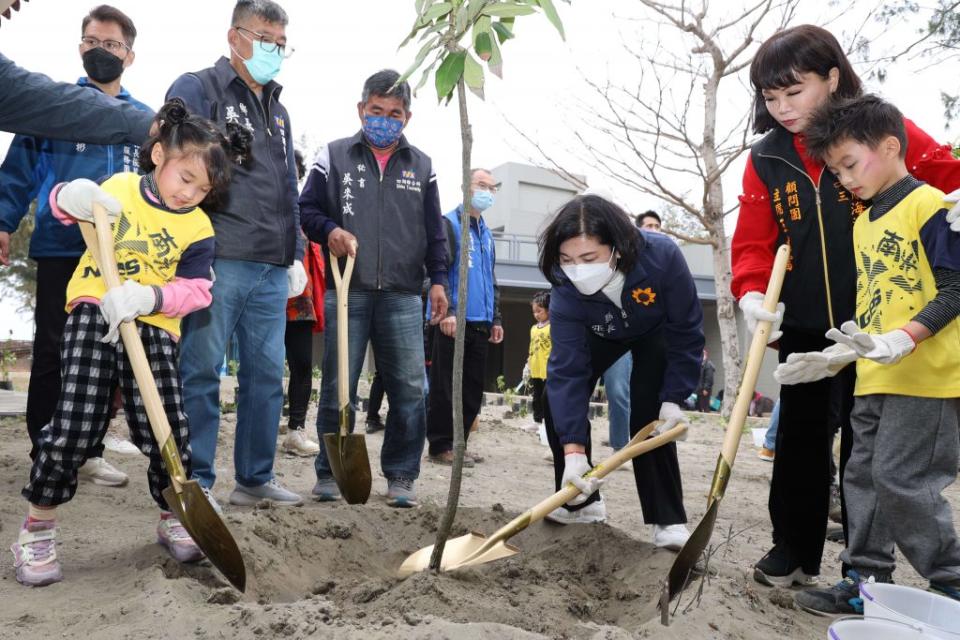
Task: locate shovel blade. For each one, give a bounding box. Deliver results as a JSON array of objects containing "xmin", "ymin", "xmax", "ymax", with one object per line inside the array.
[
  {"xmin": 324, "ymin": 432, "xmax": 372, "ymax": 504},
  {"xmin": 163, "ymin": 480, "xmax": 246, "ymax": 592},
  {"xmin": 398, "ymin": 532, "xmax": 519, "ymax": 577},
  {"xmin": 665, "ymin": 498, "xmax": 719, "ymax": 602}
]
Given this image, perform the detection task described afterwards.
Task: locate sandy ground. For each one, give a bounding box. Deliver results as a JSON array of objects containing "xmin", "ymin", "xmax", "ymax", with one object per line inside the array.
[{"xmin": 0, "ymin": 378, "xmax": 958, "ymax": 640}]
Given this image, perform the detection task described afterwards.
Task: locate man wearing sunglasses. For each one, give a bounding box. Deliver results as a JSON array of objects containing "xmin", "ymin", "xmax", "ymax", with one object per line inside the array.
[
  {"xmin": 166, "ymin": 0, "xmax": 305, "ymax": 509},
  {"xmin": 0, "ymin": 4, "xmax": 151, "ymax": 487}
]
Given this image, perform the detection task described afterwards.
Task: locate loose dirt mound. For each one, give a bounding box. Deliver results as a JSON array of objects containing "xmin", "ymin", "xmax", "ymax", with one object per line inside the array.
[{"xmin": 223, "ymin": 503, "xmax": 669, "ymax": 637}]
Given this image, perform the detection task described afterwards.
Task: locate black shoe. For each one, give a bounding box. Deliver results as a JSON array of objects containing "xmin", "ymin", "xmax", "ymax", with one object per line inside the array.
[
  {"xmin": 365, "ymin": 416, "xmax": 384, "ymax": 434},
  {"xmin": 753, "ymin": 544, "xmax": 818, "ymax": 588},
  {"xmin": 795, "ymin": 570, "xmax": 892, "ymax": 617}
]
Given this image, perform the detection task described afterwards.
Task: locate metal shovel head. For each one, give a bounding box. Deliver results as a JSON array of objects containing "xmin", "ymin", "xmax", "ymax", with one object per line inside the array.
[
  {"xmin": 397, "ymin": 532, "xmax": 520, "ymax": 578},
  {"xmin": 324, "ymin": 432, "xmax": 372, "ymax": 504},
  {"xmin": 162, "ymin": 480, "xmax": 246, "ymax": 592},
  {"xmin": 665, "ymin": 498, "xmax": 720, "ymax": 601}
]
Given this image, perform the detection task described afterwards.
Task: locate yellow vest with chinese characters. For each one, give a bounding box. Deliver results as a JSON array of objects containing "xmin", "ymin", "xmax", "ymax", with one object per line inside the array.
[
  {"xmin": 66, "ymin": 172, "xmax": 214, "ymax": 338},
  {"xmin": 853, "ymin": 185, "xmax": 960, "ymax": 397}
]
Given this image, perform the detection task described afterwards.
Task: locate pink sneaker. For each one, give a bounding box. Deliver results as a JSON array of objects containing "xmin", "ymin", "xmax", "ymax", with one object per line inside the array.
[
  {"xmin": 157, "ymin": 513, "xmax": 204, "ymax": 563},
  {"xmin": 11, "ymin": 519, "xmax": 63, "ymax": 587}
]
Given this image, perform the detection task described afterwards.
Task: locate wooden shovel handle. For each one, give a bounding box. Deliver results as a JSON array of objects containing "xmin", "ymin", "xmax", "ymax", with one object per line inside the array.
[
  {"xmin": 719, "ymin": 245, "xmax": 790, "ymax": 469},
  {"xmin": 486, "ymin": 422, "xmax": 688, "ymax": 546},
  {"xmin": 78, "ymin": 204, "xmax": 187, "ymax": 487},
  {"xmin": 330, "ymin": 247, "xmax": 356, "ymax": 437}
]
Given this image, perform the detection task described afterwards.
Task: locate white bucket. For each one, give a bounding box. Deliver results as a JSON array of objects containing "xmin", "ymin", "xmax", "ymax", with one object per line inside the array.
[
  {"xmin": 827, "ymin": 616, "xmax": 941, "ymax": 639},
  {"xmin": 751, "ymin": 427, "xmax": 767, "ymax": 448},
  {"xmin": 860, "ymin": 582, "xmax": 960, "ymax": 638}
]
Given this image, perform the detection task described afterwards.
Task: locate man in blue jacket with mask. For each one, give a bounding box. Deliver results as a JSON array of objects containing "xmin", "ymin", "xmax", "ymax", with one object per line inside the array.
[
  {"xmin": 0, "ymin": 4, "xmax": 151, "ymax": 486},
  {"xmin": 426, "ymin": 168, "xmax": 503, "ymax": 465}
]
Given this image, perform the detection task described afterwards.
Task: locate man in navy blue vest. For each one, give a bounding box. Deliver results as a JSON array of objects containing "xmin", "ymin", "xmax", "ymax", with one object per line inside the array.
[
  {"xmin": 166, "ymin": 0, "xmax": 305, "ymax": 509},
  {"xmin": 426, "ymin": 168, "xmax": 503, "ymax": 466}
]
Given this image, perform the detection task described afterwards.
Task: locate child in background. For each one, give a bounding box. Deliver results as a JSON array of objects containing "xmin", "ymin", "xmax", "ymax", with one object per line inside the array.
[
  {"xmin": 525, "ymin": 291, "xmax": 551, "ymax": 443},
  {"xmin": 11, "ymin": 99, "xmax": 251, "ymax": 587},
  {"xmin": 777, "ymin": 95, "xmax": 960, "ymax": 613}
]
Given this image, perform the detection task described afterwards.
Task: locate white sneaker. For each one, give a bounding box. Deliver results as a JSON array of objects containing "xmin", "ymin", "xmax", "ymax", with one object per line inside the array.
[
  {"xmin": 103, "ymin": 433, "xmax": 140, "ymax": 455},
  {"xmin": 282, "ymin": 430, "xmax": 320, "ymax": 457},
  {"xmin": 653, "ymin": 524, "xmax": 690, "ymax": 551},
  {"xmin": 545, "ymin": 497, "xmax": 607, "ymax": 524},
  {"xmin": 78, "ymin": 457, "xmax": 128, "ymax": 487}
]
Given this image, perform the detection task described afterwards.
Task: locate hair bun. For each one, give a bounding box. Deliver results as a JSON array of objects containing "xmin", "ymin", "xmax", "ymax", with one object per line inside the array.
[
  {"xmin": 157, "ymin": 98, "xmax": 188, "ymax": 129},
  {"xmin": 224, "ymin": 121, "xmax": 254, "ymax": 166}
]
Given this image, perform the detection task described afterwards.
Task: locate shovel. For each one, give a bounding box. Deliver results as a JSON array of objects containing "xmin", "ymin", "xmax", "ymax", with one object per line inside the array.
[
  {"xmin": 398, "ymin": 420, "xmax": 688, "ymax": 577},
  {"xmin": 79, "ymin": 203, "xmax": 246, "ymax": 592},
  {"xmin": 323, "ymin": 247, "xmax": 372, "ymax": 504},
  {"xmin": 664, "ymin": 244, "xmax": 790, "ymax": 604}
]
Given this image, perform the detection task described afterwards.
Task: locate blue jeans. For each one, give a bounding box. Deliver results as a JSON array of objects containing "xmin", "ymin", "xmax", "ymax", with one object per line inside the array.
[
  {"xmin": 180, "ymin": 258, "xmax": 288, "ymax": 489},
  {"xmin": 316, "ymin": 290, "xmax": 426, "ymax": 481},
  {"xmin": 605, "ymin": 352, "xmax": 632, "ymax": 450},
  {"xmin": 764, "ymin": 398, "xmax": 780, "ymax": 450}
]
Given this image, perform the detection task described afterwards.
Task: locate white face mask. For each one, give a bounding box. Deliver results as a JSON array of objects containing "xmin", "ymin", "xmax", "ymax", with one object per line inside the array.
[{"xmin": 561, "ymin": 252, "xmax": 617, "ymax": 295}]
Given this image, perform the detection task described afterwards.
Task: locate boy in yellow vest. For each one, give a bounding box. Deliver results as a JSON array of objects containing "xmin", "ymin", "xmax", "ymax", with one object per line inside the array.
[{"xmin": 776, "ymin": 94, "xmax": 960, "ymax": 614}]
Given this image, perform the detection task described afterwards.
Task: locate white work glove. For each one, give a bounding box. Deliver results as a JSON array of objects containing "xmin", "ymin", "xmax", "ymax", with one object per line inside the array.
[
  {"xmin": 825, "ymin": 320, "xmax": 915, "ymax": 365},
  {"xmin": 774, "ymin": 343, "xmax": 858, "ymax": 385},
  {"xmin": 287, "ymin": 261, "xmax": 307, "ymax": 298},
  {"xmin": 738, "ymin": 291, "xmax": 784, "ymax": 344},
  {"xmin": 561, "ymin": 452, "xmax": 603, "ymax": 506},
  {"xmin": 945, "ymin": 188, "xmax": 960, "ymax": 232},
  {"xmin": 98, "ymin": 280, "xmax": 158, "ymax": 344},
  {"xmin": 522, "ymin": 362, "xmax": 531, "ymax": 382},
  {"xmin": 657, "ymin": 401, "xmax": 687, "ymax": 441},
  {"xmin": 56, "ymin": 178, "xmax": 122, "ymax": 223}
]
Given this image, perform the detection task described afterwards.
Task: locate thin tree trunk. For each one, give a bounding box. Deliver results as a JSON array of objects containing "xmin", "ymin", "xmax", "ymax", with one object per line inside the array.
[
  {"xmin": 701, "ymin": 62, "xmax": 742, "ymax": 417},
  {"xmin": 429, "ymin": 73, "xmax": 472, "ymax": 571}
]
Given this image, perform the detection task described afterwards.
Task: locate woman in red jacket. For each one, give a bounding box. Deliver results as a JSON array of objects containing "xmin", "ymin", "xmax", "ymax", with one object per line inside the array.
[{"xmin": 731, "ymin": 24, "xmax": 960, "ymax": 589}]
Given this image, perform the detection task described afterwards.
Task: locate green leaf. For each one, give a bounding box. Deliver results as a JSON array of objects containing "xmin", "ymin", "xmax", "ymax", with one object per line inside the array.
[
  {"xmin": 454, "ymin": 2, "xmax": 470, "ymax": 35},
  {"xmin": 423, "ymin": 1, "xmax": 453, "ymax": 21},
  {"xmin": 486, "ymin": 30, "xmax": 503, "ymax": 78},
  {"xmin": 474, "ymin": 32, "xmax": 493, "ymax": 60},
  {"xmin": 481, "ymin": 4, "xmax": 536, "ymax": 18},
  {"xmin": 398, "ymin": 35, "xmax": 441, "ymax": 86},
  {"xmin": 491, "ymin": 21, "xmax": 514, "ymax": 43},
  {"xmin": 535, "ymin": 0, "xmax": 565, "ymax": 40},
  {"xmin": 473, "ymin": 15, "xmax": 493, "ymax": 60},
  {"xmin": 414, "ymin": 55, "xmax": 442, "ymax": 94},
  {"xmin": 463, "ymin": 52, "xmax": 485, "ymax": 99},
  {"xmin": 435, "ymin": 49, "xmax": 467, "ymax": 102}
]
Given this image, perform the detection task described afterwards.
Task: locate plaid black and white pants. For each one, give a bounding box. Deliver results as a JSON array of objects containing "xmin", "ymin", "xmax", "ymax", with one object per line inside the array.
[{"xmin": 23, "ymin": 303, "xmax": 192, "ymax": 510}]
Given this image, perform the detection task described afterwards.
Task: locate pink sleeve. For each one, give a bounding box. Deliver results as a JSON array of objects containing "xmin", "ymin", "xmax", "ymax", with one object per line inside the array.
[
  {"xmin": 159, "ymin": 277, "xmax": 213, "ymax": 318},
  {"xmin": 49, "ymin": 183, "xmax": 77, "ymax": 226}
]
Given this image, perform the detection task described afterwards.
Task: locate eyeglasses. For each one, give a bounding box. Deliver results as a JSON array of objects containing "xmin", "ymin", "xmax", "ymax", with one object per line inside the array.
[
  {"xmin": 233, "ymin": 25, "xmax": 294, "ymax": 58},
  {"xmin": 80, "ymin": 36, "xmax": 130, "ymax": 56},
  {"xmin": 472, "ymin": 182, "xmax": 500, "ymax": 194}
]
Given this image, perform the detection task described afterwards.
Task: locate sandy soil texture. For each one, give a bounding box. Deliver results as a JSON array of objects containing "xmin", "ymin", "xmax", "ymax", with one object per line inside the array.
[{"xmin": 1, "ymin": 396, "xmax": 957, "ymax": 639}]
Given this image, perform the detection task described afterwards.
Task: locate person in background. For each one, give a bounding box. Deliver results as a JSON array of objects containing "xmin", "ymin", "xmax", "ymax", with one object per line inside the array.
[
  {"xmin": 280, "ymin": 149, "xmax": 324, "ymax": 456},
  {"xmin": 364, "ymin": 368, "xmax": 385, "ymax": 433},
  {"xmin": 696, "ymin": 349, "xmax": 715, "ymax": 412},
  {"xmin": 426, "ymin": 168, "xmax": 503, "ymax": 466},
  {"xmin": 635, "ymin": 210, "xmax": 662, "ymax": 233},
  {"xmin": 525, "ymin": 290, "xmax": 551, "ymax": 432},
  {"xmin": 758, "ymin": 399, "xmax": 779, "ymax": 462},
  {"xmin": 0, "ymin": 4, "xmax": 152, "ymax": 486}
]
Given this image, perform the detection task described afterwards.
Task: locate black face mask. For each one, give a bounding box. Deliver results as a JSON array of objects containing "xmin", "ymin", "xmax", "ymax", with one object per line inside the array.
[{"xmin": 82, "ymin": 47, "xmax": 124, "ymax": 83}]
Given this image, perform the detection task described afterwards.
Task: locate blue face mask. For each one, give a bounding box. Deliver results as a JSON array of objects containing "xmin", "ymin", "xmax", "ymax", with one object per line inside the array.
[
  {"xmin": 471, "ymin": 190, "xmax": 495, "ymax": 212},
  {"xmin": 241, "ymin": 41, "xmax": 283, "ymax": 85},
  {"xmin": 362, "ymin": 115, "xmax": 405, "ymax": 148}
]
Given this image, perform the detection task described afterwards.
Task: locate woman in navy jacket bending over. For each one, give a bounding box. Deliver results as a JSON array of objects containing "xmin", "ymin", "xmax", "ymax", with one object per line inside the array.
[{"xmin": 538, "ymin": 194, "xmax": 704, "ymax": 549}]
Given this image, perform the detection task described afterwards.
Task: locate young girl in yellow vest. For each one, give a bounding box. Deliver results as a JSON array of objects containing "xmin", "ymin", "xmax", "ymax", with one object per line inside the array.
[
  {"xmin": 11, "ymin": 99, "xmax": 251, "ymax": 587},
  {"xmin": 525, "ymin": 291, "xmax": 551, "ymax": 443}
]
